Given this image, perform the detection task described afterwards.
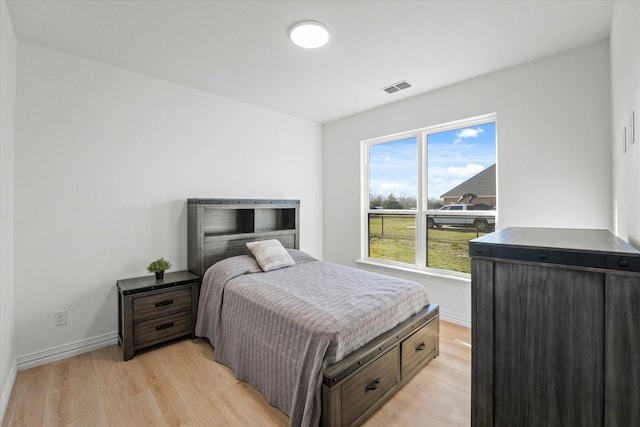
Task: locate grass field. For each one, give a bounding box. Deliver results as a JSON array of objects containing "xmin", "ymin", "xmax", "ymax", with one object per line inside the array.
[{"xmin": 368, "ymin": 215, "xmax": 490, "ymax": 273}]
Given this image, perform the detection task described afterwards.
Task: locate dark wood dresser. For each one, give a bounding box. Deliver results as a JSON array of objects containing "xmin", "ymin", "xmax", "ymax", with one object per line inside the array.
[
  {"xmin": 470, "ymin": 227, "xmax": 640, "ymax": 427},
  {"xmin": 117, "ymin": 271, "xmax": 199, "ymax": 361}
]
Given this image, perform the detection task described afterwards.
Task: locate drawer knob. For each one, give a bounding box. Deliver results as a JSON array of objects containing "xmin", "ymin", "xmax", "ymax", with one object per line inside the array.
[
  {"xmin": 537, "ymin": 252, "xmax": 548, "ymax": 260},
  {"xmin": 617, "ymin": 259, "xmax": 630, "ymax": 268},
  {"xmin": 155, "ymin": 322, "xmax": 174, "ymax": 331},
  {"xmin": 365, "ymin": 378, "xmax": 381, "ymax": 393},
  {"xmin": 155, "ymin": 299, "xmax": 174, "ymax": 307},
  {"xmin": 415, "ymin": 342, "xmax": 426, "ymax": 352}
]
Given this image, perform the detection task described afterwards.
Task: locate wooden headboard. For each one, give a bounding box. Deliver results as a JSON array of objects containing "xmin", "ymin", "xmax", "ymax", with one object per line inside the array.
[{"xmin": 187, "ymin": 198, "xmax": 300, "ymax": 278}]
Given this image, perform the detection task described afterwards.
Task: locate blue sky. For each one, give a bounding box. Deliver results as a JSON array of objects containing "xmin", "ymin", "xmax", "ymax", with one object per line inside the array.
[{"xmin": 369, "ymin": 122, "xmax": 496, "ymax": 202}]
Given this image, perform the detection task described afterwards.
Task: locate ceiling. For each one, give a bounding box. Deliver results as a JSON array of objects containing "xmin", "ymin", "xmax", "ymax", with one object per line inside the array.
[{"xmin": 6, "ymin": 0, "xmax": 613, "ymax": 124}]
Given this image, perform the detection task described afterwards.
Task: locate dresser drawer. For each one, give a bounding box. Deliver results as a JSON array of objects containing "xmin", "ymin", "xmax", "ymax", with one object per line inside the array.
[
  {"xmin": 341, "ymin": 348, "xmax": 398, "ymax": 426},
  {"xmin": 401, "ymin": 318, "xmax": 438, "ymax": 378},
  {"xmin": 133, "ymin": 311, "xmax": 192, "ymax": 349},
  {"xmin": 133, "ymin": 287, "xmax": 192, "ymax": 321}
]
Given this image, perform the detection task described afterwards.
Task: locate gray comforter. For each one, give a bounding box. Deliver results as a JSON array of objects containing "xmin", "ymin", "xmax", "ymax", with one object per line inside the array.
[{"xmin": 195, "ymin": 250, "xmax": 430, "ymax": 427}]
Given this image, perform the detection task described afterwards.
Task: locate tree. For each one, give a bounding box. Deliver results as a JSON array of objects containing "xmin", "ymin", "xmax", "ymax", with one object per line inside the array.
[
  {"xmin": 382, "ymin": 193, "xmax": 403, "ymax": 209},
  {"xmin": 369, "ymin": 193, "xmax": 384, "ymax": 209},
  {"xmin": 427, "ymin": 198, "xmax": 444, "ymax": 209},
  {"xmin": 397, "ymin": 194, "xmax": 417, "ymax": 210}
]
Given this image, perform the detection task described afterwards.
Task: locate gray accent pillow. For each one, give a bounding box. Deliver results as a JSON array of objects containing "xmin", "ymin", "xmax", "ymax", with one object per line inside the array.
[{"xmin": 246, "ymin": 239, "xmax": 296, "ymax": 272}]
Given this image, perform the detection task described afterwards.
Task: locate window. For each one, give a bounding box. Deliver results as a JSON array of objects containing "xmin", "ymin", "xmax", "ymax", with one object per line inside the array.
[{"xmin": 362, "ymin": 114, "xmax": 497, "ymax": 275}]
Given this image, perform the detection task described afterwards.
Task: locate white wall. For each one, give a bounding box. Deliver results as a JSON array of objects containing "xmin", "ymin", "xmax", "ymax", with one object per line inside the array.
[
  {"xmin": 611, "ymin": 1, "xmax": 640, "ymax": 248},
  {"xmin": 14, "ymin": 42, "xmax": 323, "ymax": 363},
  {"xmin": 323, "ymin": 41, "xmax": 611, "ymax": 326},
  {"xmin": 0, "ymin": 0, "xmax": 17, "ymax": 420}
]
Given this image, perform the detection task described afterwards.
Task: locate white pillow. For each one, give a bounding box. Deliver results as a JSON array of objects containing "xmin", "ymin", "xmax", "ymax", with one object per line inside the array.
[{"xmin": 246, "ymin": 239, "xmax": 296, "ymax": 272}]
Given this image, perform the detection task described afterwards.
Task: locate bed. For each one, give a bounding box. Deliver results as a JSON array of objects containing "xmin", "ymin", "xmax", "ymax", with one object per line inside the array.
[{"xmin": 188, "ymin": 199, "xmax": 440, "ymax": 427}]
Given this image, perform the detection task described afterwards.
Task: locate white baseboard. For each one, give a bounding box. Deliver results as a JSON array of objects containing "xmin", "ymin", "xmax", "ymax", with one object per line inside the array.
[
  {"xmin": 0, "ymin": 359, "xmax": 17, "ymax": 424},
  {"xmin": 439, "ymin": 308, "xmax": 471, "ymax": 328},
  {"xmin": 11, "ymin": 314, "xmax": 467, "ymax": 373},
  {"xmin": 17, "ymin": 332, "xmax": 118, "ymax": 371}
]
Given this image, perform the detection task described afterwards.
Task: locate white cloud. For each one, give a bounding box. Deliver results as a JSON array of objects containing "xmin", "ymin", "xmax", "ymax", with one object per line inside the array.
[
  {"xmin": 381, "ymin": 182, "xmax": 409, "ymax": 192},
  {"xmin": 447, "ymin": 164, "xmax": 485, "ymax": 177},
  {"xmin": 454, "ymin": 127, "xmax": 485, "ymax": 144},
  {"xmin": 430, "ymin": 164, "xmax": 485, "ymax": 178},
  {"xmin": 370, "ymin": 179, "xmax": 416, "ymax": 197}
]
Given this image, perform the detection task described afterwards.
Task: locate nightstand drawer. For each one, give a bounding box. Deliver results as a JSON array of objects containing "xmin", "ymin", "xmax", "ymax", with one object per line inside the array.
[
  {"xmin": 134, "ymin": 311, "xmax": 192, "ymax": 349},
  {"xmin": 133, "ymin": 287, "xmax": 192, "ymax": 320}
]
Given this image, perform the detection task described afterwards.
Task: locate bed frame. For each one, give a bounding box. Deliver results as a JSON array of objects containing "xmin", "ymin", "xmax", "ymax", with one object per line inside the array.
[{"xmin": 187, "ymin": 198, "xmax": 440, "ymax": 427}]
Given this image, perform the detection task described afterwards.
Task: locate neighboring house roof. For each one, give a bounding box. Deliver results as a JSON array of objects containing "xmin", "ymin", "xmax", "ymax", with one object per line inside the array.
[{"xmin": 440, "ymin": 164, "xmax": 496, "ymax": 198}]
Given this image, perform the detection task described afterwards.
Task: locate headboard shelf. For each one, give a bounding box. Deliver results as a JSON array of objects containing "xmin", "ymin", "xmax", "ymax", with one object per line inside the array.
[
  {"xmin": 188, "ymin": 199, "xmax": 300, "ymax": 278},
  {"xmin": 203, "ymin": 229, "xmax": 297, "ymax": 242},
  {"xmin": 204, "ymin": 231, "xmax": 254, "ymax": 239},
  {"xmin": 187, "ymin": 198, "xmax": 299, "ymax": 206}
]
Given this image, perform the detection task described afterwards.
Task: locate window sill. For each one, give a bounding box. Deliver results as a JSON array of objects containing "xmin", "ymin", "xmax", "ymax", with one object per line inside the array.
[{"xmin": 356, "ymin": 258, "xmax": 471, "ymax": 284}]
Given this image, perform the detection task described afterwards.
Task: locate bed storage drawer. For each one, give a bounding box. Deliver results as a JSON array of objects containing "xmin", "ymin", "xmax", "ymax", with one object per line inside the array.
[
  {"xmin": 132, "ymin": 287, "xmax": 192, "ymax": 320},
  {"xmin": 341, "ymin": 348, "xmax": 399, "ymax": 426},
  {"xmin": 401, "ymin": 318, "xmax": 438, "ymax": 378},
  {"xmin": 133, "ymin": 311, "xmax": 192, "ymax": 348},
  {"xmin": 322, "ymin": 305, "xmax": 440, "ymax": 427}
]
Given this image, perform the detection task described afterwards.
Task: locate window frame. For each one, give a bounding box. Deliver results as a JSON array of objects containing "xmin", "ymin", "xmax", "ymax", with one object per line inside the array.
[{"xmin": 361, "ymin": 113, "xmax": 497, "ymax": 277}]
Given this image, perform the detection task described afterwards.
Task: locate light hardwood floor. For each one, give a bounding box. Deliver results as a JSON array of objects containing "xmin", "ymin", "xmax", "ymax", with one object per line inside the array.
[{"xmin": 2, "ymin": 321, "xmax": 470, "ymax": 426}]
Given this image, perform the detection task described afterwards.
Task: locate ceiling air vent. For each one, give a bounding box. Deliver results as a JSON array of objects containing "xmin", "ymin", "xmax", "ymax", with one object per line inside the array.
[{"xmin": 383, "ymin": 80, "xmax": 412, "ymax": 94}]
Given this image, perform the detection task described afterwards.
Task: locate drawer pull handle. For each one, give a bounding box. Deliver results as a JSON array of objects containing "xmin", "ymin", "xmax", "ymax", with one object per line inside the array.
[
  {"xmin": 416, "ymin": 342, "xmax": 426, "ymax": 352},
  {"xmin": 155, "ymin": 322, "xmax": 174, "ymax": 331},
  {"xmin": 617, "ymin": 259, "xmax": 630, "ymax": 268},
  {"xmin": 155, "ymin": 299, "xmax": 174, "ymax": 307},
  {"xmin": 365, "ymin": 378, "xmax": 381, "ymax": 393},
  {"xmin": 537, "ymin": 252, "xmax": 547, "ymax": 260}
]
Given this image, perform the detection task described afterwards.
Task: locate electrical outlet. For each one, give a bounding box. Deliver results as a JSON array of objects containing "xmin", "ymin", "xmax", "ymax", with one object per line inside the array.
[{"xmin": 54, "ymin": 310, "xmax": 67, "ymax": 326}]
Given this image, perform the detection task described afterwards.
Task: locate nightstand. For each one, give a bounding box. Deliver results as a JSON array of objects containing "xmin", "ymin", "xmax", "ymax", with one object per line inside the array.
[{"xmin": 117, "ymin": 270, "xmax": 199, "ymax": 361}]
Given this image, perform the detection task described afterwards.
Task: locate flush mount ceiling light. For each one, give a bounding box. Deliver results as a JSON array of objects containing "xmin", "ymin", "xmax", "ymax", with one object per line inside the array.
[{"xmin": 289, "ymin": 21, "xmax": 330, "ymax": 49}]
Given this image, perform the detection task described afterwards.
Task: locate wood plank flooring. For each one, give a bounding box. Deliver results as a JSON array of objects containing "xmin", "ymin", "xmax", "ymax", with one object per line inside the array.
[{"xmin": 2, "ymin": 321, "xmax": 470, "ymax": 426}]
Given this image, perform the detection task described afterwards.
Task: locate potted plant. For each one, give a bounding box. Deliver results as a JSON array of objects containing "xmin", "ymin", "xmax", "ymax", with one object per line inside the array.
[{"xmin": 147, "ymin": 258, "xmax": 172, "ymax": 280}]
